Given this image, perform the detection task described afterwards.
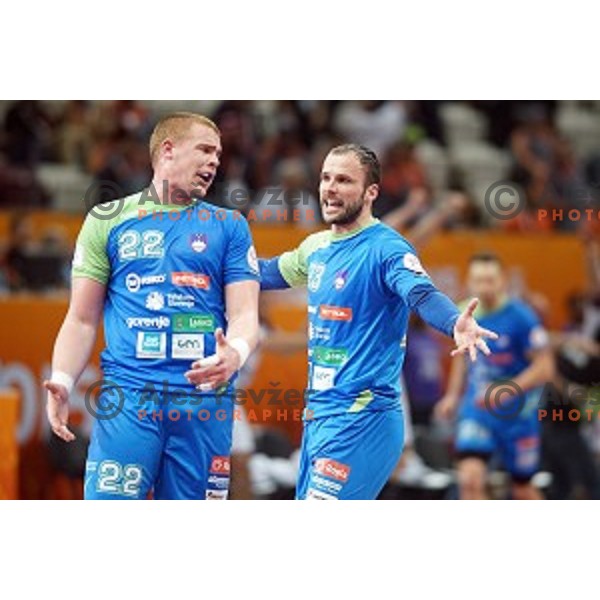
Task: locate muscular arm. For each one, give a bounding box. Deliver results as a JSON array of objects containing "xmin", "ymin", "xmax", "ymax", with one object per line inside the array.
[
  {"xmin": 45, "ymin": 276, "xmax": 105, "ymax": 441},
  {"xmin": 51, "ymin": 276, "xmax": 106, "ymax": 381},
  {"xmin": 225, "ymin": 279, "xmax": 260, "ymax": 352}
]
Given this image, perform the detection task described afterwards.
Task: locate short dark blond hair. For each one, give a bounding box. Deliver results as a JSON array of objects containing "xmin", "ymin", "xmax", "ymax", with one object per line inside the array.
[
  {"xmin": 329, "ymin": 143, "xmax": 381, "ymax": 187},
  {"xmin": 149, "ymin": 112, "xmax": 220, "ymax": 166}
]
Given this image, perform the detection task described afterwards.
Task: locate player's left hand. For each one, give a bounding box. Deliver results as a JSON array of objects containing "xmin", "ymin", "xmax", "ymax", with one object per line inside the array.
[
  {"xmin": 451, "ymin": 298, "xmax": 498, "ymax": 362},
  {"xmin": 185, "ymin": 328, "xmax": 242, "ymax": 391}
]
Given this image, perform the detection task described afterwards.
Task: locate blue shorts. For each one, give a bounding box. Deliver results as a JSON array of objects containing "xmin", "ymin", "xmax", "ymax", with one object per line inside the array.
[
  {"xmin": 84, "ymin": 384, "xmax": 234, "ymax": 500},
  {"xmin": 296, "ymin": 408, "xmax": 404, "ymax": 500},
  {"xmin": 456, "ymin": 393, "xmax": 541, "ymax": 481}
]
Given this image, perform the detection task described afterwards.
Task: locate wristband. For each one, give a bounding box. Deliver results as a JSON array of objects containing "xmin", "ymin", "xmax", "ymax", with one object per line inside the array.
[
  {"xmin": 229, "ymin": 338, "xmax": 251, "ymax": 369},
  {"xmin": 51, "ymin": 370, "xmax": 75, "ymax": 394}
]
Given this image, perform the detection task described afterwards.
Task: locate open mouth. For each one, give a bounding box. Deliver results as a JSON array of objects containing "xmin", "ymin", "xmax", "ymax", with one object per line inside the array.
[
  {"xmin": 196, "ymin": 172, "xmax": 214, "ymax": 185},
  {"xmin": 323, "ymin": 199, "xmax": 344, "ymax": 209}
]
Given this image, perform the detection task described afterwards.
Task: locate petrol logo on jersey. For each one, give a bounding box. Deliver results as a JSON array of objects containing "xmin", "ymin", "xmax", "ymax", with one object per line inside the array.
[
  {"xmin": 171, "ymin": 272, "xmax": 211, "ymax": 290},
  {"xmin": 314, "ymin": 458, "xmax": 351, "ymax": 483},
  {"xmin": 308, "ymin": 262, "xmax": 326, "ymax": 292},
  {"xmin": 210, "ymin": 456, "xmax": 231, "ymax": 475},
  {"xmin": 190, "ymin": 233, "xmax": 208, "ymax": 253},
  {"xmin": 319, "ymin": 305, "xmax": 353, "ymax": 322}
]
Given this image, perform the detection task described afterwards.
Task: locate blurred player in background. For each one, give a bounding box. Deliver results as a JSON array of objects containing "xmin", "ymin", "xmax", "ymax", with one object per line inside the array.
[
  {"xmin": 436, "ymin": 252, "xmax": 554, "ymax": 499},
  {"xmin": 259, "ymin": 143, "xmax": 497, "ymax": 500},
  {"xmin": 44, "ymin": 112, "xmax": 260, "ymax": 499}
]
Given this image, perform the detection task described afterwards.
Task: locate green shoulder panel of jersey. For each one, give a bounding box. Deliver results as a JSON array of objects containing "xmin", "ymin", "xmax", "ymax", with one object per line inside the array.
[
  {"xmin": 71, "ymin": 193, "xmax": 144, "ymax": 284},
  {"xmin": 277, "ymin": 230, "xmax": 332, "ymax": 288}
]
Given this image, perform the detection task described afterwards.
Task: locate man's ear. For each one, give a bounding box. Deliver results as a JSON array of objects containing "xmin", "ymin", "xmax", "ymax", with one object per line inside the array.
[
  {"xmin": 161, "ymin": 139, "xmax": 174, "ymax": 161},
  {"xmin": 366, "ymin": 183, "xmax": 379, "ymax": 204}
]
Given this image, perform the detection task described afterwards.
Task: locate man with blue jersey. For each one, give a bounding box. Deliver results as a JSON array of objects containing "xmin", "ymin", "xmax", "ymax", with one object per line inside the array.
[
  {"xmin": 260, "ymin": 144, "xmax": 497, "ymax": 500},
  {"xmin": 435, "ymin": 253, "xmax": 554, "ymax": 499},
  {"xmin": 44, "ymin": 113, "xmax": 260, "ymax": 500}
]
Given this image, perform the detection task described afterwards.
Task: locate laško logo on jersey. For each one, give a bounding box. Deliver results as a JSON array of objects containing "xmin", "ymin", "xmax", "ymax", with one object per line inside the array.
[{"xmin": 190, "ymin": 233, "xmax": 208, "ymax": 253}]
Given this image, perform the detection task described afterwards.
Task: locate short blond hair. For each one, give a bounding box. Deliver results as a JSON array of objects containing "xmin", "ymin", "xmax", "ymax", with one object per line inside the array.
[{"xmin": 149, "ymin": 112, "xmax": 220, "ymax": 166}]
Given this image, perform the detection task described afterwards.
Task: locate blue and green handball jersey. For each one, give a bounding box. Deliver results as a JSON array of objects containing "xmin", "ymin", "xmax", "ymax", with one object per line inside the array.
[
  {"xmin": 276, "ymin": 219, "xmax": 440, "ymax": 419},
  {"xmin": 72, "ymin": 192, "xmax": 260, "ymax": 392}
]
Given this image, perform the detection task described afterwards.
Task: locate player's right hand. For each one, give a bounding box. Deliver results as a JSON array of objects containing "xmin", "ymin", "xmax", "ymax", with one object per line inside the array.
[
  {"xmin": 44, "ymin": 380, "xmax": 76, "ymax": 442},
  {"xmin": 434, "ymin": 394, "xmax": 459, "ymax": 421}
]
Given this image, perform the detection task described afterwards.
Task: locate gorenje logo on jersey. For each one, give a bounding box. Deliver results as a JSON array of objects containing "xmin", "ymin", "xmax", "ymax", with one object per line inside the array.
[
  {"xmin": 126, "ymin": 273, "xmax": 166, "ymax": 293},
  {"xmin": 172, "ymin": 314, "xmax": 215, "ymax": 333},
  {"xmin": 126, "ymin": 316, "xmax": 170, "ymax": 329},
  {"xmin": 171, "ymin": 272, "xmax": 211, "ymax": 290},
  {"xmin": 319, "ymin": 305, "xmax": 353, "ymax": 322}
]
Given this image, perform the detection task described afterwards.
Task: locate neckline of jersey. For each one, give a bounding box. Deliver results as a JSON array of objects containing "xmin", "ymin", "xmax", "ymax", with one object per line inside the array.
[
  {"xmin": 136, "ymin": 189, "xmax": 204, "ymax": 212},
  {"xmin": 330, "ymin": 217, "xmax": 379, "ymax": 242}
]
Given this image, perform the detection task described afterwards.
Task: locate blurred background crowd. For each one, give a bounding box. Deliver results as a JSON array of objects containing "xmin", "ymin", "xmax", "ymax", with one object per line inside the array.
[{"xmin": 0, "ymin": 100, "xmax": 599, "ymax": 500}]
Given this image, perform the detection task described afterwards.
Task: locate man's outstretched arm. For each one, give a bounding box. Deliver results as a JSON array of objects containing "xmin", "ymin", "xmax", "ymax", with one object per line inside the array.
[
  {"xmin": 406, "ymin": 284, "xmax": 498, "ymax": 361},
  {"xmin": 259, "ymin": 257, "xmax": 291, "ymax": 291}
]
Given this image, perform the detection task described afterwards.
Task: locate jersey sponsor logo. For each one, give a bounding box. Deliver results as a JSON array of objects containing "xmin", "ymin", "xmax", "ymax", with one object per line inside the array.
[
  {"xmin": 309, "ymin": 323, "xmax": 331, "ymax": 342},
  {"xmin": 311, "ymin": 474, "xmax": 343, "ymax": 493},
  {"xmin": 403, "ymin": 252, "xmax": 428, "ymax": 276},
  {"xmin": 167, "ymin": 293, "xmax": 195, "ymax": 308},
  {"xmin": 136, "ymin": 332, "xmax": 167, "ymax": 358},
  {"xmin": 311, "ymin": 365, "xmax": 336, "ymax": 391},
  {"xmin": 145, "ymin": 291, "xmax": 165, "ymax": 311},
  {"xmin": 247, "ymin": 245, "xmax": 259, "ymax": 275},
  {"xmin": 190, "ymin": 233, "xmax": 208, "ymax": 253},
  {"xmin": 206, "ymin": 489, "xmax": 228, "ymax": 500},
  {"xmin": 319, "ymin": 305, "xmax": 353, "ymax": 322},
  {"xmin": 333, "ymin": 269, "xmax": 348, "ymax": 290},
  {"xmin": 126, "ymin": 272, "xmax": 167, "ymax": 293},
  {"xmin": 126, "ymin": 316, "xmax": 170, "ymax": 329},
  {"xmin": 172, "ymin": 334, "xmax": 204, "ymax": 359},
  {"xmin": 171, "ymin": 272, "xmax": 211, "ymax": 290},
  {"xmin": 308, "ymin": 262, "xmax": 326, "ymax": 292},
  {"xmin": 210, "ymin": 456, "xmax": 231, "ymax": 475},
  {"xmin": 172, "ymin": 313, "xmax": 215, "ymax": 333},
  {"xmin": 208, "ymin": 475, "xmax": 230, "ymax": 490},
  {"xmin": 314, "ymin": 458, "xmax": 351, "ymax": 483},
  {"xmin": 312, "ymin": 346, "xmax": 348, "ymax": 367},
  {"xmin": 306, "ymin": 488, "xmax": 338, "ymax": 500}
]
